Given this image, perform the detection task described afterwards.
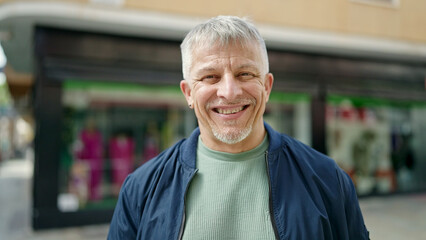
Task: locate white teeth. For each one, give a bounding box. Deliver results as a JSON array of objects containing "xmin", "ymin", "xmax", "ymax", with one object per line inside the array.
[{"xmin": 217, "ymin": 106, "xmax": 244, "ymax": 114}]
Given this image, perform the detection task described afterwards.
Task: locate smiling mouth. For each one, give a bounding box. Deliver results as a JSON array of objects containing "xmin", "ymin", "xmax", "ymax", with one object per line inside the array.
[{"xmin": 214, "ymin": 105, "xmax": 249, "ymax": 115}]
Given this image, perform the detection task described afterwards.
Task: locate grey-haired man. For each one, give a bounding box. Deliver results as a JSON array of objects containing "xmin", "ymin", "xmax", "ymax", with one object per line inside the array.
[{"xmin": 108, "ymin": 15, "xmax": 369, "ymax": 240}]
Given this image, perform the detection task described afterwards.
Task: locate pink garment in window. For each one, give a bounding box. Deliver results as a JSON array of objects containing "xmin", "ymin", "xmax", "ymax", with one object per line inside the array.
[
  {"xmin": 78, "ymin": 129, "xmax": 103, "ymax": 201},
  {"xmin": 109, "ymin": 136, "xmax": 135, "ymax": 192}
]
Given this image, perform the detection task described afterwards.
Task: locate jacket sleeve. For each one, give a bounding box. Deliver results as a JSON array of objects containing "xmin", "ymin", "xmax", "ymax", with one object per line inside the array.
[
  {"xmin": 107, "ymin": 175, "xmax": 139, "ymax": 240},
  {"xmin": 338, "ymin": 169, "xmax": 370, "ymax": 240}
]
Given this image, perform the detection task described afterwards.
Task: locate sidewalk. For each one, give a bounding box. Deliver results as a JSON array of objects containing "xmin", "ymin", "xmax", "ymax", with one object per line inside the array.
[
  {"xmin": 360, "ymin": 193, "xmax": 426, "ymax": 240},
  {"xmin": 1, "ymin": 158, "xmax": 426, "ymax": 240},
  {"xmin": 0, "ymin": 158, "xmax": 33, "ymax": 240},
  {"xmin": 13, "ymin": 224, "xmax": 109, "ymax": 240}
]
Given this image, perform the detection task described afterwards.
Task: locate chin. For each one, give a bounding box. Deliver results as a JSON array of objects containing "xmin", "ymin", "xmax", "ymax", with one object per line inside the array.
[{"xmin": 212, "ymin": 126, "xmax": 252, "ymax": 145}]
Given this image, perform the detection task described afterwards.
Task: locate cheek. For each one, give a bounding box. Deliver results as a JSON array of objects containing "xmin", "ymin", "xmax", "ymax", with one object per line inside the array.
[
  {"xmin": 246, "ymin": 84, "xmax": 266, "ymax": 101},
  {"xmin": 193, "ymin": 85, "xmax": 215, "ymax": 105}
]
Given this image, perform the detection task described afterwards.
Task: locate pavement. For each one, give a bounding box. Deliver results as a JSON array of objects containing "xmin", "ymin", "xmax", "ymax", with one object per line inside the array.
[
  {"xmin": 1, "ymin": 157, "xmax": 426, "ymax": 240},
  {"xmin": 360, "ymin": 193, "xmax": 426, "ymax": 240}
]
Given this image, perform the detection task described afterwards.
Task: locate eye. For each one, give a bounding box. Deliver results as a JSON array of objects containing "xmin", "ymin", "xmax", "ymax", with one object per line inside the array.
[
  {"xmin": 237, "ymin": 72, "xmax": 256, "ymax": 80},
  {"xmin": 201, "ymin": 74, "xmax": 220, "ymax": 83}
]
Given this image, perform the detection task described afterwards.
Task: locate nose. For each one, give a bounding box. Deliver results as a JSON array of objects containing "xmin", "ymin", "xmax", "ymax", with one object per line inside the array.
[{"xmin": 216, "ymin": 73, "xmax": 243, "ymax": 100}]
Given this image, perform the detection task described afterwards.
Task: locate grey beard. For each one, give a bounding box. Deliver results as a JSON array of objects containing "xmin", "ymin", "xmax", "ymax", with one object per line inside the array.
[{"xmin": 212, "ymin": 125, "xmax": 252, "ymax": 145}]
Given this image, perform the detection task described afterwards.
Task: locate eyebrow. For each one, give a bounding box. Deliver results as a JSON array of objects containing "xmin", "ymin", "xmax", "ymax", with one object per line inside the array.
[
  {"xmin": 196, "ymin": 63, "xmax": 259, "ymax": 74},
  {"xmin": 197, "ymin": 67, "xmax": 217, "ymax": 73},
  {"xmin": 236, "ymin": 63, "xmax": 259, "ymax": 71}
]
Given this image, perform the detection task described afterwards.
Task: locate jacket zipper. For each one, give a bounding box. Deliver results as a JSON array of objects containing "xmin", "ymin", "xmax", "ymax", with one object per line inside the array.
[
  {"xmin": 265, "ymin": 151, "xmax": 280, "ymax": 240},
  {"xmin": 178, "ymin": 169, "xmax": 198, "ymax": 240}
]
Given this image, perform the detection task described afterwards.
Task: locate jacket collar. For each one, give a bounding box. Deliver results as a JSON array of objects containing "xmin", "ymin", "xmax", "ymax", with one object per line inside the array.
[
  {"xmin": 264, "ymin": 122, "xmax": 285, "ymax": 154},
  {"xmin": 179, "ymin": 122, "xmax": 284, "ymax": 169},
  {"xmin": 179, "ymin": 128, "xmax": 200, "ymax": 169}
]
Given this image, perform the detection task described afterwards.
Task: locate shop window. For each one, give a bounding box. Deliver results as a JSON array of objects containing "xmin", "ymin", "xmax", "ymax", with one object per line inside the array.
[
  {"xmin": 57, "ymin": 80, "xmax": 195, "ymax": 212},
  {"xmin": 326, "ymin": 95, "xmax": 426, "ymax": 196}
]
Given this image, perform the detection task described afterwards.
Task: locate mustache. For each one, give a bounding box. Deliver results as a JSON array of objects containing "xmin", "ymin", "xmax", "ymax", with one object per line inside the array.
[{"xmin": 206, "ymin": 98, "xmax": 257, "ymax": 108}]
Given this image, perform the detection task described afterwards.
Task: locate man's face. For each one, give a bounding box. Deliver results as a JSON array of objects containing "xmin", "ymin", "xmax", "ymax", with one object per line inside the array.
[{"xmin": 180, "ymin": 41, "xmax": 273, "ymax": 152}]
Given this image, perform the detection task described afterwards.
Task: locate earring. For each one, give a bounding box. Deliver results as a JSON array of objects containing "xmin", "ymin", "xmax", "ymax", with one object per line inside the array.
[{"xmin": 189, "ymin": 104, "xmax": 192, "ymax": 108}]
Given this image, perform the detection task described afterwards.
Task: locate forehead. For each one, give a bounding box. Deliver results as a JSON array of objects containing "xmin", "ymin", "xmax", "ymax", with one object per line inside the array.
[{"xmin": 190, "ymin": 41, "xmax": 264, "ymax": 70}]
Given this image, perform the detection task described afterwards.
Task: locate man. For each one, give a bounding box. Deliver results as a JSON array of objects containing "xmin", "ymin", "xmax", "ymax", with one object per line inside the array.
[{"xmin": 108, "ymin": 16, "xmax": 369, "ymax": 240}]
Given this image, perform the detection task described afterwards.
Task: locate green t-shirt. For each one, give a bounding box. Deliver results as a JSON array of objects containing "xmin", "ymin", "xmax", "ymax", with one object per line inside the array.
[{"xmin": 182, "ymin": 135, "xmax": 276, "ymax": 239}]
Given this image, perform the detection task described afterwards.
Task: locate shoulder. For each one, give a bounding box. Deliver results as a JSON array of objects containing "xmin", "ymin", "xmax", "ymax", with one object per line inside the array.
[{"xmin": 267, "ymin": 126, "xmax": 368, "ymax": 238}]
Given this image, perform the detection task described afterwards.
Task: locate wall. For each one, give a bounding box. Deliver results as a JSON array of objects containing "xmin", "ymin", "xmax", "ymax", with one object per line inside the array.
[
  {"xmin": 0, "ymin": 0, "xmax": 424, "ymax": 43},
  {"xmin": 124, "ymin": 0, "xmax": 426, "ymax": 42}
]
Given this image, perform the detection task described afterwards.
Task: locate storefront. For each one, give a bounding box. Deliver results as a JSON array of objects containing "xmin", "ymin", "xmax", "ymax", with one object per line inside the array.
[
  {"xmin": 33, "ymin": 26, "xmax": 426, "ymax": 229},
  {"xmin": 327, "ymin": 96, "xmax": 426, "ymax": 195}
]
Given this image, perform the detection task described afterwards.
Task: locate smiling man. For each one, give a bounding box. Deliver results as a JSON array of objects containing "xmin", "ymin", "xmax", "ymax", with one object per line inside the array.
[{"xmin": 108, "ymin": 16, "xmax": 369, "ymax": 240}]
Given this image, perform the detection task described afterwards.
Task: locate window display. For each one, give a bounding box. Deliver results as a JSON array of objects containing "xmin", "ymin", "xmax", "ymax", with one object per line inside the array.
[
  {"xmin": 108, "ymin": 130, "xmax": 135, "ymax": 196},
  {"xmin": 327, "ymin": 95, "xmax": 426, "ymax": 195}
]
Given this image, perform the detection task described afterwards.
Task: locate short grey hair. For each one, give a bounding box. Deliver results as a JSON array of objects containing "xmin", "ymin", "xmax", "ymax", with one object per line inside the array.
[{"xmin": 180, "ymin": 15, "xmax": 269, "ymax": 80}]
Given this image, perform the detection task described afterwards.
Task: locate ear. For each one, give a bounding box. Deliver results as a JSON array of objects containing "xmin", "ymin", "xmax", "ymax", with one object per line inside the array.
[
  {"xmin": 264, "ymin": 73, "xmax": 274, "ymax": 102},
  {"xmin": 180, "ymin": 80, "xmax": 193, "ymax": 107}
]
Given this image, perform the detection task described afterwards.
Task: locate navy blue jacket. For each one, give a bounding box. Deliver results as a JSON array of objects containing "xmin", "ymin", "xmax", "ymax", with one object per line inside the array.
[{"xmin": 108, "ymin": 123, "xmax": 369, "ymax": 239}]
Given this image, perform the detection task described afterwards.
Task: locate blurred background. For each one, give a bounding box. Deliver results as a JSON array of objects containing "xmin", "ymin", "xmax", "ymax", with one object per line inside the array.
[{"xmin": 0, "ymin": 0, "xmax": 425, "ymax": 239}]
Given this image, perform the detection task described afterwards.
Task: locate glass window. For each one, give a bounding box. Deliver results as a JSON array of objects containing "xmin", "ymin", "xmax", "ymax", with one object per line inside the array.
[
  {"xmin": 58, "ymin": 80, "xmax": 195, "ymax": 211},
  {"xmin": 326, "ymin": 95, "xmax": 426, "ymax": 195}
]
